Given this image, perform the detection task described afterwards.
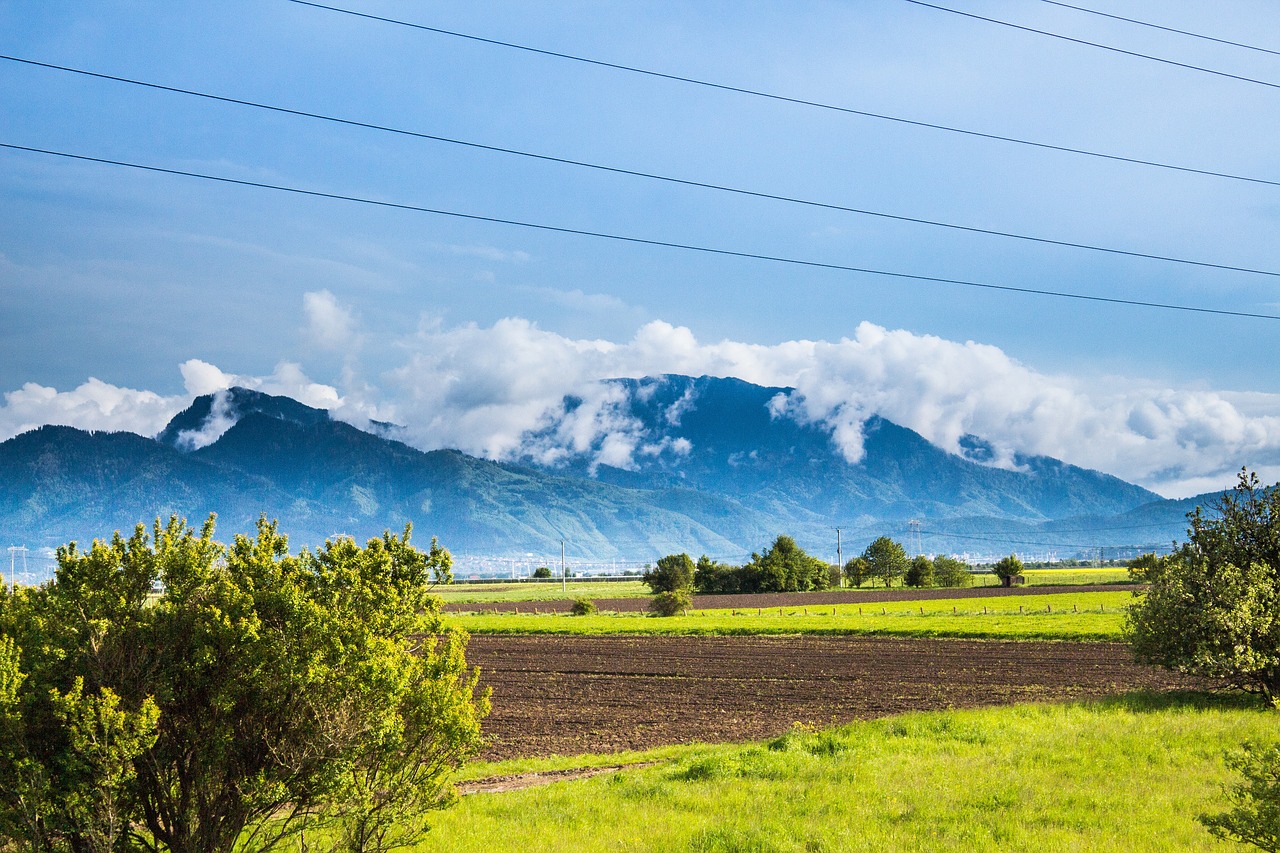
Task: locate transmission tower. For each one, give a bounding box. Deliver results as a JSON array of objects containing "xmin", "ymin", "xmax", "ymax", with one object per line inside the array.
[
  {"xmin": 8, "ymin": 545, "xmax": 28, "ymax": 592},
  {"xmin": 907, "ymin": 520, "xmax": 923, "ymax": 556}
]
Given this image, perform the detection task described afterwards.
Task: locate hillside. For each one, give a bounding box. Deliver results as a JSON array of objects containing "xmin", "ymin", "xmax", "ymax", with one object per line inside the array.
[{"xmin": 0, "ymin": 380, "xmax": 1200, "ymax": 561}]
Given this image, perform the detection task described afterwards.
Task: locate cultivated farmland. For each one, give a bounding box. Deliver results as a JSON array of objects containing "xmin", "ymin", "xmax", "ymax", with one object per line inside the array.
[{"xmin": 467, "ymin": 634, "xmax": 1199, "ymax": 760}]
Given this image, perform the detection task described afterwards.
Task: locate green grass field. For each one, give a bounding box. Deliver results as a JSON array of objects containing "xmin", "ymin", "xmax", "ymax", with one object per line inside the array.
[
  {"xmin": 446, "ymin": 590, "xmax": 1136, "ymax": 641},
  {"xmin": 436, "ymin": 568, "xmax": 1133, "ymax": 605},
  {"xmin": 422, "ymin": 691, "xmax": 1273, "ymax": 852}
]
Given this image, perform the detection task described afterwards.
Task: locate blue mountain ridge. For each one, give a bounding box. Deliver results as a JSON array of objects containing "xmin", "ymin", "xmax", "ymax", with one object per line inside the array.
[{"xmin": 0, "ymin": 379, "xmax": 1202, "ymax": 561}]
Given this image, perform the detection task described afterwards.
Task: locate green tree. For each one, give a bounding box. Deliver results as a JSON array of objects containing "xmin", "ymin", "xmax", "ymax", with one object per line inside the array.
[
  {"xmin": 643, "ymin": 553, "xmax": 696, "ymax": 594},
  {"xmin": 932, "ymin": 555, "xmax": 974, "ymax": 588},
  {"xmin": 740, "ymin": 536, "xmax": 830, "ymax": 593},
  {"xmin": 905, "ymin": 555, "xmax": 934, "ymax": 588},
  {"xmin": 992, "ymin": 554, "xmax": 1025, "ymax": 588},
  {"xmin": 1127, "ymin": 470, "xmax": 1280, "ymax": 705},
  {"xmin": 863, "ymin": 538, "xmax": 908, "ymax": 588},
  {"xmin": 0, "ymin": 516, "xmax": 488, "ymax": 853},
  {"xmin": 693, "ymin": 555, "xmax": 741, "ymax": 594},
  {"xmin": 843, "ymin": 556, "xmax": 871, "ymax": 588},
  {"xmin": 1200, "ymin": 741, "xmax": 1280, "ymax": 851},
  {"xmin": 532, "ymin": 566, "xmax": 552, "ymax": 579}
]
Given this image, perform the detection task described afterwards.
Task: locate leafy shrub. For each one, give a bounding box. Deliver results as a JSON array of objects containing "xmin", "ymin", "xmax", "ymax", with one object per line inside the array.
[
  {"xmin": 1200, "ymin": 741, "xmax": 1280, "ymax": 850},
  {"xmin": 569, "ymin": 597, "xmax": 597, "ymax": 616},
  {"xmin": 650, "ymin": 589, "xmax": 692, "ymax": 617},
  {"xmin": 531, "ymin": 566, "xmax": 552, "ymax": 579}
]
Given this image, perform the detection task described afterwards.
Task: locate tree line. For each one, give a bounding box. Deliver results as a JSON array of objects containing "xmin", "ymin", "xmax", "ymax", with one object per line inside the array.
[{"xmin": 642, "ymin": 534, "xmax": 980, "ymax": 598}]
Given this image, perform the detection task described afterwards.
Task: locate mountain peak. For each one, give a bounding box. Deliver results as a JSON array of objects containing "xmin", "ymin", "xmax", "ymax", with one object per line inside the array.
[{"xmin": 156, "ymin": 387, "xmax": 332, "ymax": 451}]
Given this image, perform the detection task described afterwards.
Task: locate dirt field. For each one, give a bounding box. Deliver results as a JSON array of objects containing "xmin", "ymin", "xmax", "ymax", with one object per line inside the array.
[
  {"xmin": 467, "ymin": 634, "xmax": 1199, "ymax": 760},
  {"xmin": 447, "ymin": 583, "xmax": 1134, "ymax": 614}
]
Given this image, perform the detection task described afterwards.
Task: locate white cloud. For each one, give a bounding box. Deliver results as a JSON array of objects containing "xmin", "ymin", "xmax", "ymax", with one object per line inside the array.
[
  {"xmin": 172, "ymin": 388, "xmax": 238, "ymax": 451},
  {"xmin": 0, "ymin": 378, "xmax": 185, "ymax": 440},
  {"xmin": 8, "ymin": 310, "xmax": 1280, "ymax": 499},
  {"xmin": 379, "ymin": 317, "xmax": 1280, "ymax": 497},
  {"xmin": 302, "ymin": 289, "xmax": 360, "ymax": 352}
]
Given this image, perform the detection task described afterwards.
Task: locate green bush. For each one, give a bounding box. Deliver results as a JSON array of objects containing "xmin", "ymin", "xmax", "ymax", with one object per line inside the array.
[
  {"xmin": 650, "ymin": 589, "xmax": 693, "ymax": 617},
  {"xmin": 1200, "ymin": 741, "xmax": 1280, "ymax": 850},
  {"xmin": 569, "ymin": 597, "xmax": 597, "ymax": 616}
]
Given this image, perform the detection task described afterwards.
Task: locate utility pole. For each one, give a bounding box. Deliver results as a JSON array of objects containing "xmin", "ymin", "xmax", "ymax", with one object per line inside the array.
[
  {"xmin": 561, "ymin": 540, "xmax": 566, "ymax": 594},
  {"xmin": 835, "ymin": 527, "xmax": 843, "ymax": 588}
]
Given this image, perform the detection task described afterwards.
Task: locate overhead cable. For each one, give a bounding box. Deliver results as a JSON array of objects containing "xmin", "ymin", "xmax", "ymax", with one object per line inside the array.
[
  {"xmin": 279, "ymin": 0, "xmax": 1279, "ymax": 189},
  {"xmin": 901, "ymin": 0, "xmax": 1280, "ymax": 92},
  {"xmin": 1033, "ymin": 0, "xmax": 1280, "ymax": 57},
  {"xmin": 4, "ymin": 141, "xmax": 1278, "ymax": 321},
  {"xmin": 5, "ymin": 54, "xmax": 1277, "ymax": 279},
  {"xmin": 918, "ymin": 528, "xmax": 1168, "ymax": 550}
]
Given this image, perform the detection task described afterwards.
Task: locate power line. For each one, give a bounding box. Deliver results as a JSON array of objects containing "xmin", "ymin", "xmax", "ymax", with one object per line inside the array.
[
  {"xmin": 1032, "ymin": 0, "xmax": 1280, "ymax": 59},
  {"xmin": 5, "ymin": 140, "xmax": 1278, "ymax": 321},
  {"xmin": 280, "ymin": 0, "xmax": 1280, "ymax": 189},
  {"xmin": 901, "ymin": 0, "xmax": 1280, "ymax": 92},
  {"xmin": 5, "ymin": 55, "xmax": 1277, "ymax": 280},
  {"xmin": 918, "ymin": 527, "xmax": 1168, "ymax": 550}
]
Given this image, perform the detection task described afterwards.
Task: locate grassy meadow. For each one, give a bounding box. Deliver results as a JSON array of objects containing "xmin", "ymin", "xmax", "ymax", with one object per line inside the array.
[
  {"xmin": 425, "ymin": 691, "xmax": 1273, "ymax": 852},
  {"xmin": 445, "ymin": 590, "xmax": 1135, "ymax": 641}
]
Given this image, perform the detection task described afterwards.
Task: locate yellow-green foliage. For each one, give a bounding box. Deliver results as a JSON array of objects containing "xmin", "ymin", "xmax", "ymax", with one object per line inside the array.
[
  {"xmin": 425, "ymin": 692, "xmax": 1273, "ymax": 852},
  {"xmin": 447, "ymin": 591, "xmax": 1133, "ymax": 641}
]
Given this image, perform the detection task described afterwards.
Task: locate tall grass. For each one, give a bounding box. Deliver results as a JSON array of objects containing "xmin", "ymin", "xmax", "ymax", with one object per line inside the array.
[{"xmin": 424, "ymin": 691, "xmax": 1271, "ymax": 852}]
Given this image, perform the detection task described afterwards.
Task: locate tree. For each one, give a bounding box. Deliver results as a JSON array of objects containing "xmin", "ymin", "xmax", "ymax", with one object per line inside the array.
[
  {"xmin": 643, "ymin": 553, "xmax": 696, "ymax": 594},
  {"xmin": 0, "ymin": 516, "xmax": 488, "ymax": 853},
  {"xmin": 863, "ymin": 537, "xmax": 908, "ymax": 588},
  {"xmin": 932, "ymin": 555, "xmax": 973, "ymax": 588},
  {"xmin": 843, "ymin": 556, "xmax": 871, "ymax": 588},
  {"xmin": 992, "ymin": 554, "xmax": 1025, "ymax": 588},
  {"xmin": 1127, "ymin": 470, "xmax": 1280, "ymax": 705},
  {"xmin": 693, "ymin": 555, "xmax": 741, "ymax": 594},
  {"xmin": 1200, "ymin": 741, "xmax": 1280, "ymax": 851},
  {"xmin": 532, "ymin": 566, "xmax": 552, "ymax": 579},
  {"xmin": 740, "ymin": 536, "xmax": 830, "ymax": 593},
  {"xmin": 905, "ymin": 555, "xmax": 934, "ymax": 588}
]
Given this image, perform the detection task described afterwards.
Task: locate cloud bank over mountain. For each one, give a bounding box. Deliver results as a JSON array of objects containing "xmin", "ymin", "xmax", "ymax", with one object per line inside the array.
[{"xmin": 3, "ymin": 292, "xmax": 1279, "ymax": 498}]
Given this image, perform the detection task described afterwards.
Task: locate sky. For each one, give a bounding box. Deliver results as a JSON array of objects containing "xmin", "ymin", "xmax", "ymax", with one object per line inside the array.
[{"xmin": 1, "ymin": 0, "xmax": 1279, "ymax": 498}]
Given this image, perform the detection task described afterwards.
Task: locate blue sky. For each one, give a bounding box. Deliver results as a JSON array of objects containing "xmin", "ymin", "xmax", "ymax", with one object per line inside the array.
[{"xmin": 2, "ymin": 0, "xmax": 1279, "ymax": 496}]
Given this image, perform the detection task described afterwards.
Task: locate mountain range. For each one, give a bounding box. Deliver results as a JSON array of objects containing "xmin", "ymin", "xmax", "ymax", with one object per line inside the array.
[{"xmin": 0, "ymin": 375, "xmax": 1208, "ymax": 568}]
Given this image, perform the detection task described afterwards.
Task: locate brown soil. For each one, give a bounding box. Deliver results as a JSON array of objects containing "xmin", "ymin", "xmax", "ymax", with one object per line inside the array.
[
  {"xmin": 447, "ymin": 583, "xmax": 1134, "ymax": 614},
  {"xmin": 467, "ymin": 634, "xmax": 1199, "ymax": 761}
]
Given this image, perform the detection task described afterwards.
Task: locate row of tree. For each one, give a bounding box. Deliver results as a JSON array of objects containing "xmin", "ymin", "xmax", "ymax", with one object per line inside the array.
[{"xmin": 643, "ymin": 535, "xmax": 981, "ymax": 596}]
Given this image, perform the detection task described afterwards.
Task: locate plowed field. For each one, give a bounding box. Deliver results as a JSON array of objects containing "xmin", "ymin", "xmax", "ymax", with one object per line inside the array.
[{"xmin": 468, "ymin": 634, "xmax": 1200, "ymax": 760}]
